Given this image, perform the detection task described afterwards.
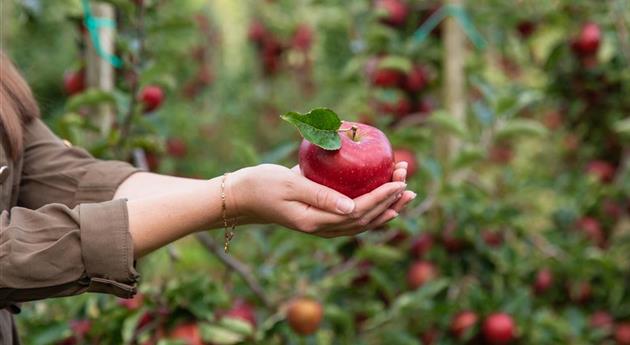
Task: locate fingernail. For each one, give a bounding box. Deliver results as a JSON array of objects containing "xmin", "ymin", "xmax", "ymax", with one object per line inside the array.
[
  {"xmin": 336, "ymin": 198, "xmax": 355, "ymax": 214},
  {"xmin": 396, "ymin": 193, "xmax": 402, "ymax": 199},
  {"xmin": 410, "ymin": 192, "xmax": 417, "ymax": 200},
  {"xmin": 392, "ymin": 211, "xmax": 399, "ymax": 218}
]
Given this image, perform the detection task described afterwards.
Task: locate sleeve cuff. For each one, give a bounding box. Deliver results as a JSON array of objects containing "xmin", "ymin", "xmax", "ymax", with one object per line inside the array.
[
  {"xmin": 75, "ymin": 161, "xmax": 140, "ymax": 204},
  {"xmin": 79, "ymin": 199, "xmax": 139, "ymax": 298}
]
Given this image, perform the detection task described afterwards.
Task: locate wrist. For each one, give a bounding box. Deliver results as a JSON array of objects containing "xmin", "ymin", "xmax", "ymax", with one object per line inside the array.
[{"xmin": 224, "ymin": 167, "xmax": 251, "ymax": 219}]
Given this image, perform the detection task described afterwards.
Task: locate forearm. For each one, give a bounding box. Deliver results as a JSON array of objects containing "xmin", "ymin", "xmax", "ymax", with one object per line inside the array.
[{"xmin": 115, "ymin": 172, "xmax": 243, "ymax": 258}]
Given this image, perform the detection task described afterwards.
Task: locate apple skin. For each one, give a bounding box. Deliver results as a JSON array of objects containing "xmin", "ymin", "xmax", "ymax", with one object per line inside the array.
[
  {"xmin": 589, "ymin": 311, "xmax": 614, "ymax": 331},
  {"xmin": 63, "ymin": 69, "xmax": 86, "ymax": 96},
  {"xmin": 224, "ymin": 299, "xmax": 257, "ymax": 327},
  {"xmin": 450, "ymin": 311, "xmax": 478, "ymax": 339},
  {"xmin": 287, "ymin": 298, "xmax": 324, "ymax": 336},
  {"xmin": 410, "ymin": 233, "xmax": 434, "ymax": 258},
  {"xmin": 407, "ymin": 261, "xmax": 438, "ymax": 290},
  {"xmin": 299, "ymin": 121, "xmax": 394, "ymax": 199},
  {"xmin": 248, "ymin": 20, "xmax": 267, "ymax": 44},
  {"xmin": 533, "ymin": 268, "xmax": 554, "ymax": 295},
  {"xmin": 616, "ymin": 322, "xmax": 630, "ymax": 345},
  {"xmin": 571, "ymin": 22, "xmax": 601, "ymax": 57},
  {"xmin": 166, "ymin": 137, "xmax": 188, "ymax": 158},
  {"xmin": 405, "ymin": 66, "xmax": 428, "ymax": 93},
  {"xmin": 577, "ymin": 216, "xmax": 605, "ymax": 247},
  {"xmin": 569, "ymin": 281, "xmax": 593, "ymax": 304},
  {"xmin": 292, "ymin": 24, "xmax": 313, "ymax": 51},
  {"xmin": 393, "ymin": 148, "xmax": 417, "ymax": 177},
  {"xmin": 371, "ymin": 68, "xmax": 404, "ymax": 87},
  {"xmin": 118, "ymin": 293, "xmax": 144, "ymax": 310},
  {"xmin": 139, "ymin": 85, "xmax": 165, "ymax": 112},
  {"xmin": 169, "ymin": 323, "xmax": 203, "ymax": 345},
  {"xmin": 376, "ymin": 0, "xmax": 408, "ymax": 27},
  {"xmin": 482, "ymin": 229, "xmax": 504, "ymax": 247},
  {"xmin": 586, "ymin": 160, "xmax": 616, "ymax": 183},
  {"xmin": 482, "ymin": 313, "xmax": 516, "ymax": 345}
]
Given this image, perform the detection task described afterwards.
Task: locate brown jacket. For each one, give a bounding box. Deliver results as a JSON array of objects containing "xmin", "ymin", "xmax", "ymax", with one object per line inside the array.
[{"xmin": 0, "ymin": 119, "xmax": 141, "ymax": 344}]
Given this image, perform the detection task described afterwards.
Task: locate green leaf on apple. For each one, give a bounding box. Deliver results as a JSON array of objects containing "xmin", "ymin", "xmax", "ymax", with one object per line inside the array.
[{"xmin": 281, "ymin": 108, "xmax": 343, "ymax": 150}]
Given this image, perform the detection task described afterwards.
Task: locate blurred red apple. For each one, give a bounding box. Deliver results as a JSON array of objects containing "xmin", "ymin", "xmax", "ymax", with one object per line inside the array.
[
  {"xmin": 577, "ymin": 217, "xmax": 605, "ymax": 247},
  {"xmin": 139, "ymin": 85, "xmax": 165, "ymax": 112},
  {"xmin": 292, "ymin": 24, "xmax": 313, "ymax": 51},
  {"xmin": 63, "ymin": 69, "xmax": 86, "ymax": 96},
  {"xmin": 299, "ymin": 121, "xmax": 394, "ymax": 198},
  {"xmin": 248, "ymin": 20, "xmax": 267, "ymax": 44},
  {"xmin": 516, "ymin": 20, "xmax": 537, "ymax": 38},
  {"xmin": 407, "ymin": 261, "xmax": 437, "ymax": 289},
  {"xmin": 482, "ymin": 313, "xmax": 516, "ymax": 345},
  {"xmin": 224, "ymin": 299, "xmax": 257, "ymax": 327},
  {"xmin": 376, "ymin": 0, "xmax": 408, "ymax": 27},
  {"xmin": 405, "ymin": 65, "xmax": 428, "ymax": 92},
  {"xmin": 118, "ymin": 293, "xmax": 144, "ymax": 310},
  {"xmin": 287, "ymin": 298, "xmax": 323, "ymax": 335},
  {"xmin": 410, "ymin": 233, "xmax": 434, "ymax": 258},
  {"xmin": 533, "ymin": 268, "xmax": 554, "ymax": 294},
  {"xmin": 371, "ymin": 68, "xmax": 404, "ymax": 88},
  {"xmin": 166, "ymin": 137, "xmax": 188, "ymax": 158},
  {"xmin": 589, "ymin": 310, "xmax": 614, "ymax": 331},
  {"xmin": 571, "ymin": 22, "xmax": 601, "ymax": 57},
  {"xmin": 482, "ymin": 229, "xmax": 504, "ymax": 247},
  {"xmin": 450, "ymin": 311, "xmax": 478, "ymax": 339},
  {"xmin": 169, "ymin": 323, "xmax": 203, "ymax": 345},
  {"xmin": 569, "ymin": 281, "xmax": 592, "ymax": 304},
  {"xmin": 393, "ymin": 148, "xmax": 417, "ymax": 177},
  {"xmin": 616, "ymin": 322, "xmax": 630, "ymax": 345},
  {"xmin": 586, "ymin": 160, "xmax": 616, "ymax": 183}
]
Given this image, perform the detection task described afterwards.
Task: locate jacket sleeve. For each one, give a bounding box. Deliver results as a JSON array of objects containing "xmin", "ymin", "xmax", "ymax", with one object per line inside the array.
[{"xmin": 0, "ymin": 119, "xmax": 141, "ymax": 307}]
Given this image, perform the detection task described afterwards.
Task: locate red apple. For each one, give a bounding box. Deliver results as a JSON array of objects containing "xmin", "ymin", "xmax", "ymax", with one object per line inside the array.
[
  {"xmin": 589, "ymin": 311, "xmax": 614, "ymax": 331},
  {"xmin": 224, "ymin": 299, "xmax": 257, "ymax": 327},
  {"xmin": 371, "ymin": 68, "xmax": 404, "ymax": 87},
  {"xmin": 70, "ymin": 319, "xmax": 91, "ymax": 336},
  {"xmin": 64, "ymin": 69, "xmax": 86, "ymax": 96},
  {"xmin": 299, "ymin": 121, "xmax": 394, "ymax": 198},
  {"xmin": 482, "ymin": 313, "xmax": 516, "ymax": 345},
  {"xmin": 542, "ymin": 110, "xmax": 563, "ymax": 130},
  {"xmin": 586, "ymin": 160, "xmax": 616, "ymax": 183},
  {"xmin": 482, "ymin": 229, "xmax": 504, "ymax": 247},
  {"xmin": 577, "ymin": 217, "xmax": 605, "ymax": 247},
  {"xmin": 292, "ymin": 24, "xmax": 313, "ymax": 51},
  {"xmin": 248, "ymin": 20, "xmax": 267, "ymax": 44},
  {"xmin": 450, "ymin": 311, "xmax": 478, "ymax": 339},
  {"xmin": 416, "ymin": 98, "xmax": 434, "ymax": 116},
  {"xmin": 516, "ymin": 20, "xmax": 537, "ymax": 38},
  {"xmin": 410, "ymin": 233, "xmax": 434, "ymax": 258},
  {"xmin": 533, "ymin": 268, "xmax": 554, "ymax": 294},
  {"xmin": 419, "ymin": 328, "xmax": 439, "ymax": 345},
  {"xmin": 441, "ymin": 223, "xmax": 467, "ymax": 252},
  {"xmin": 393, "ymin": 148, "xmax": 417, "ymax": 177},
  {"xmin": 405, "ymin": 65, "xmax": 428, "ymax": 92},
  {"xmin": 407, "ymin": 261, "xmax": 437, "ymax": 289},
  {"xmin": 571, "ymin": 22, "xmax": 601, "ymax": 57},
  {"xmin": 287, "ymin": 298, "xmax": 324, "ymax": 335},
  {"xmin": 603, "ymin": 199, "xmax": 623, "ymax": 220},
  {"xmin": 169, "ymin": 323, "xmax": 203, "ymax": 345},
  {"xmin": 139, "ymin": 85, "xmax": 165, "ymax": 112},
  {"xmin": 378, "ymin": 96, "xmax": 412, "ymax": 118},
  {"xmin": 166, "ymin": 137, "xmax": 188, "ymax": 158},
  {"xmin": 145, "ymin": 151, "xmax": 160, "ymax": 172},
  {"xmin": 352, "ymin": 260, "xmax": 374, "ymax": 286},
  {"xmin": 376, "ymin": 0, "xmax": 408, "ymax": 27},
  {"xmin": 616, "ymin": 322, "xmax": 630, "ymax": 345},
  {"xmin": 489, "ymin": 144, "xmax": 513, "ymax": 164},
  {"xmin": 569, "ymin": 281, "xmax": 592, "ymax": 304}
]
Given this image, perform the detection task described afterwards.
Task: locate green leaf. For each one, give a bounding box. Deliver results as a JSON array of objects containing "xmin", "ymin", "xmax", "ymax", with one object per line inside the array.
[
  {"xmin": 199, "ymin": 324, "xmax": 245, "ymax": 345},
  {"xmin": 495, "ymin": 119, "xmax": 548, "ymax": 140},
  {"xmin": 66, "ymin": 88, "xmax": 117, "ymax": 112},
  {"xmin": 426, "ymin": 110, "xmax": 467, "ymax": 137},
  {"xmin": 614, "ymin": 117, "xmax": 630, "ymax": 140},
  {"xmin": 280, "ymin": 108, "xmax": 343, "ymax": 150},
  {"xmin": 377, "ymin": 55, "xmax": 413, "ymax": 73},
  {"xmin": 218, "ymin": 317, "xmax": 255, "ymax": 336}
]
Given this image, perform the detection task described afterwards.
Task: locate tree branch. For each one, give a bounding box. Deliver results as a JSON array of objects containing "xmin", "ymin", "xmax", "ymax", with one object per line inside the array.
[{"xmin": 195, "ymin": 232, "xmax": 272, "ymax": 308}]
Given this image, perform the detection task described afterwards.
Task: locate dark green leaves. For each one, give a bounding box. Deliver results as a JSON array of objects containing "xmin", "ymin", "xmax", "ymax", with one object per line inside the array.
[{"xmin": 281, "ymin": 108, "xmax": 342, "ymax": 150}]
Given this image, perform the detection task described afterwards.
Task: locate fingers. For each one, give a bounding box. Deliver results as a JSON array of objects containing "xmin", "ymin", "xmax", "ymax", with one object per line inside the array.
[
  {"xmin": 353, "ymin": 182, "xmax": 406, "ymax": 215},
  {"xmin": 390, "ymin": 191, "xmax": 416, "ymax": 213},
  {"xmin": 357, "ymin": 189, "xmax": 403, "ymax": 226},
  {"xmin": 291, "ymin": 165, "xmax": 301, "ymax": 174},
  {"xmin": 365, "ymin": 208, "xmax": 400, "ymax": 229},
  {"xmin": 293, "ymin": 176, "xmax": 356, "ymax": 215},
  {"xmin": 393, "ymin": 162, "xmax": 407, "ymax": 183}
]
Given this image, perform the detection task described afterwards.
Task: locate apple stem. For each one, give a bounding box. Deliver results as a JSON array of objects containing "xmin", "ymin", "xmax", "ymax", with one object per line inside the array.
[{"xmin": 351, "ymin": 125, "xmax": 358, "ymax": 141}]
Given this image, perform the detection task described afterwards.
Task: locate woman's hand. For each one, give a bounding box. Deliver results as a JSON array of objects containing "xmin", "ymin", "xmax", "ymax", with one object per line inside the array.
[{"xmin": 228, "ymin": 163, "xmax": 416, "ymax": 237}]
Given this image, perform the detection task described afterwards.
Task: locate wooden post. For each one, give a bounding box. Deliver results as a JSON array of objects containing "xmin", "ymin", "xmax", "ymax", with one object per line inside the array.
[
  {"xmin": 0, "ymin": 1, "xmax": 14, "ymax": 50},
  {"xmin": 440, "ymin": 0, "xmax": 466, "ymax": 163},
  {"xmin": 85, "ymin": 2, "xmax": 116, "ymax": 136}
]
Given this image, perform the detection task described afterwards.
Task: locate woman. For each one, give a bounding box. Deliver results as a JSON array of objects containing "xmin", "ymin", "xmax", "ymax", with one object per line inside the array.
[{"xmin": 0, "ymin": 52, "xmax": 415, "ymax": 343}]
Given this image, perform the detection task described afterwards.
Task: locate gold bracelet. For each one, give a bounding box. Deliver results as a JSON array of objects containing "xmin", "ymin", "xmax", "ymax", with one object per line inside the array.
[{"xmin": 221, "ymin": 172, "xmax": 236, "ymax": 253}]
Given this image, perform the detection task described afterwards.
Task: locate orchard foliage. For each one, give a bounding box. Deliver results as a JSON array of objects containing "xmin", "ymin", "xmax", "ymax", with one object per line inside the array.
[{"xmin": 6, "ymin": 0, "xmax": 630, "ymax": 344}]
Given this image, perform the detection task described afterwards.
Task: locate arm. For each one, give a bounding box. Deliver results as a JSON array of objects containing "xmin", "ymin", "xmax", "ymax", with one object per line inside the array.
[{"xmin": 116, "ymin": 163, "xmax": 415, "ymax": 257}]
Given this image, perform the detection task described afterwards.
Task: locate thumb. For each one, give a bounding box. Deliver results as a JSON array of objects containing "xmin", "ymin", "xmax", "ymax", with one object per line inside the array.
[{"xmin": 295, "ymin": 178, "xmax": 355, "ymax": 215}]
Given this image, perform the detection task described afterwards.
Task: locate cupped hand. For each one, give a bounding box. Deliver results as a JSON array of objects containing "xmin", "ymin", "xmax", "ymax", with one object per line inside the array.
[{"xmin": 229, "ymin": 163, "xmax": 416, "ymax": 237}]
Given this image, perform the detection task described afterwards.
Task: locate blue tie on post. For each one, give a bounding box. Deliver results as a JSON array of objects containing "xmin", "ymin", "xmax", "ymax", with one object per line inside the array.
[
  {"xmin": 412, "ymin": 4, "xmax": 486, "ymax": 50},
  {"xmin": 81, "ymin": 0, "xmax": 123, "ymax": 68}
]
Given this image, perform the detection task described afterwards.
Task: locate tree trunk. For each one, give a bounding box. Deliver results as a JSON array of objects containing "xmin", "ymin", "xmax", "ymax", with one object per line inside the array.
[
  {"xmin": 85, "ymin": 2, "xmax": 116, "ymax": 136},
  {"xmin": 440, "ymin": 0, "xmax": 467, "ymax": 163}
]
